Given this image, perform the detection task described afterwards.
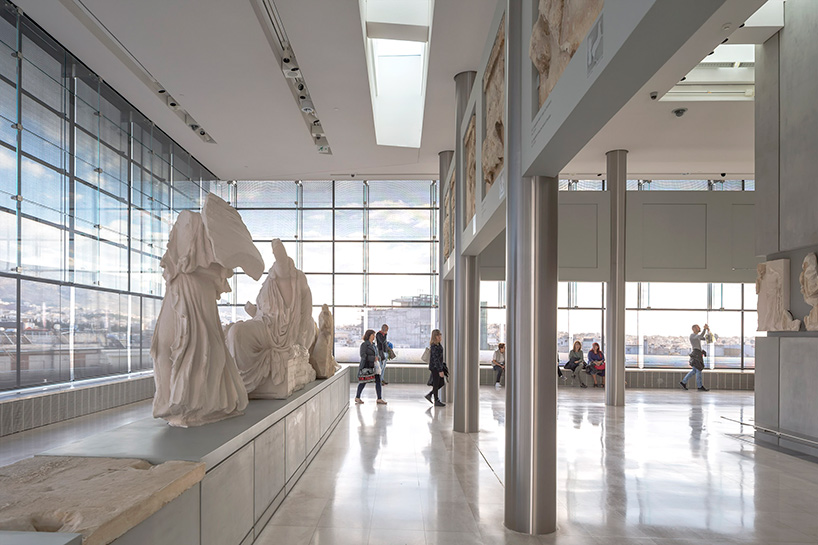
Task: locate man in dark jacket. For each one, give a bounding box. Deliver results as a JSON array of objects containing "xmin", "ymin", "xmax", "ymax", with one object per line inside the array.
[{"xmin": 375, "ymin": 324, "xmax": 389, "ymax": 385}]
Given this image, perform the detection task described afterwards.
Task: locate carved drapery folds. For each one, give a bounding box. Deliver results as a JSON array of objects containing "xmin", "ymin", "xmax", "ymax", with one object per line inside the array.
[
  {"xmin": 464, "ymin": 114, "xmax": 476, "ymax": 226},
  {"xmin": 800, "ymin": 253, "xmax": 818, "ymax": 330},
  {"xmin": 482, "ymin": 15, "xmax": 505, "ymax": 191},
  {"xmin": 756, "ymin": 259, "xmax": 801, "ymax": 332},
  {"xmin": 529, "ymin": 0, "xmax": 604, "ymax": 108}
]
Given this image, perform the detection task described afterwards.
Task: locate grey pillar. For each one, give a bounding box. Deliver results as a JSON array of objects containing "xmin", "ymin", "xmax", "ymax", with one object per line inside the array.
[
  {"xmin": 606, "ymin": 150, "xmax": 627, "ymax": 407},
  {"xmin": 438, "ymin": 150, "xmax": 454, "ymax": 403},
  {"xmin": 453, "ymin": 70, "xmax": 479, "ymax": 433},
  {"xmin": 505, "ymin": 0, "xmax": 557, "ymax": 534}
]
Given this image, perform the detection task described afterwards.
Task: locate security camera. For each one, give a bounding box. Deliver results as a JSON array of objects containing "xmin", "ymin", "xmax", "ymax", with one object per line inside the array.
[
  {"xmin": 650, "ymin": 91, "xmax": 658, "ymax": 100},
  {"xmin": 189, "ymin": 124, "xmax": 200, "ymax": 131},
  {"xmin": 297, "ymin": 83, "xmax": 305, "ymax": 91},
  {"xmin": 672, "ymin": 108, "xmax": 687, "ymax": 117},
  {"xmin": 199, "ymin": 129, "xmax": 206, "ymax": 136}
]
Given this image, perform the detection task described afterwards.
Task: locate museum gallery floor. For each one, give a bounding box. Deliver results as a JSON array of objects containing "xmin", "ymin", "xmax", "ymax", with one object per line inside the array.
[{"xmin": 3, "ymin": 384, "xmax": 818, "ymax": 544}]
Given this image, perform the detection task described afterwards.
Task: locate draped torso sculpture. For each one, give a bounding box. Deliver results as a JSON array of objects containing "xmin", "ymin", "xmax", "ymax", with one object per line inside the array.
[
  {"xmin": 226, "ymin": 239, "xmax": 317, "ymax": 398},
  {"xmin": 151, "ymin": 194, "xmax": 264, "ymax": 427},
  {"xmin": 311, "ymin": 304, "xmax": 337, "ymax": 379}
]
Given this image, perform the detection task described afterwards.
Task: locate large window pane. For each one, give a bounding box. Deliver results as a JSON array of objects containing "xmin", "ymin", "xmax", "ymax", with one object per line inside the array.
[
  {"xmin": 19, "ymin": 280, "xmax": 69, "ymax": 388},
  {"xmin": 20, "ymin": 217, "xmax": 64, "ymax": 281},
  {"xmin": 302, "ymin": 242, "xmax": 332, "ymax": 273},
  {"xmin": 646, "ymin": 282, "xmax": 708, "ymax": 309},
  {"xmin": 73, "ymin": 288, "xmax": 128, "ymax": 379},
  {"xmin": 369, "ymin": 209, "xmax": 431, "ymax": 240},
  {"xmin": 334, "ymin": 209, "xmax": 363, "ymax": 240},
  {"xmin": 335, "ymin": 180, "xmax": 364, "ymax": 208},
  {"xmin": 302, "ymin": 210, "xmax": 332, "ymax": 240},
  {"xmin": 368, "ymin": 242, "xmax": 431, "ymax": 273},
  {"xmin": 0, "ymin": 210, "xmax": 17, "ymax": 272},
  {"xmin": 369, "ymin": 275, "xmax": 433, "ymax": 306},
  {"xmin": 638, "ymin": 310, "xmax": 702, "ymax": 368},
  {"xmin": 235, "ymin": 181, "xmax": 297, "ymax": 208},
  {"xmin": 0, "ymin": 275, "xmax": 17, "ymax": 390},
  {"xmin": 744, "ymin": 312, "xmax": 760, "ymax": 369},
  {"xmin": 335, "ymin": 242, "xmax": 363, "ymax": 273},
  {"xmin": 335, "ymin": 275, "xmax": 363, "ymax": 306},
  {"xmin": 334, "ymin": 307, "xmax": 365, "ymax": 362},
  {"xmin": 368, "ymin": 180, "xmax": 431, "ymax": 208},
  {"xmin": 305, "ymin": 274, "xmax": 332, "ymax": 306},
  {"xmin": 302, "ymin": 181, "xmax": 332, "ymax": 208},
  {"xmin": 240, "ymin": 209, "xmax": 297, "ymax": 239},
  {"xmin": 706, "ymin": 311, "xmax": 742, "ymax": 369},
  {"xmin": 575, "ymin": 282, "xmax": 604, "ymax": 308}
]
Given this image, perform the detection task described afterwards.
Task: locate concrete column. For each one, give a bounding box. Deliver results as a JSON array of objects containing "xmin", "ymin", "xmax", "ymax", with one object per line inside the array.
[
  {"xmin": 453, "ymin": 70, "xmax": 479, "ymax": 433},
  {"xmin": 504, "ymin": 0, "xmax": 557, "ymax": 534},
  {"xmin": 606, "ymin": 149, "xmax": 627, "ymax": 407},
  {"xmin": 438, "ymin": 150, "xmax": 454, "ymax": 404}
]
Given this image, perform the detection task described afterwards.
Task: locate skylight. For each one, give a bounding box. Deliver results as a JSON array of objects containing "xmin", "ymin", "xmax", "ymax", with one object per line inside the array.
[{"xmin": 360, "ymin": 0, "xmax": 434, "ymax": 148}]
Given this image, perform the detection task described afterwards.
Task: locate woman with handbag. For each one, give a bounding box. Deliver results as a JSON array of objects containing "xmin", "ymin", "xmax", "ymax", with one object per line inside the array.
[
  {"xmin": 588, "ymin": 342, "xmax": 606, "ymax": 387},
  {"xmin": 424, "ymin": 329, "xmax": 447, "ymax": 407},
  {"xmin": 355, "ymin": 329, "xmax": 386, "ymax": 404}
]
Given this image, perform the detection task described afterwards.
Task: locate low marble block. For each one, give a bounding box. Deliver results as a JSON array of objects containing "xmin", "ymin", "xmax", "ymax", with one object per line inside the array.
[
  {"xmin": 253, "ymin": 421, "xmax": 286, "ymax": 524},
  {"xmin": 0, "ymin": 457, "xmax": 204, "ymax": 545},
  {"xmin": 0, "ymin": 532, "xmax": 82, "ymax": 545}
]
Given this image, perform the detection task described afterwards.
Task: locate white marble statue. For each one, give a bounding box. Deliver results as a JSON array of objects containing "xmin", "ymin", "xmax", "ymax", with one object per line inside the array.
[
  {"xmin": 800, "ymin": 253, "xmax": 818, "ymax": 330},
  {"xmin": 311, "ymin": 304, "xmax": 337, "ymax": 379},
  {"xmin": 226, "ymin": 239, "xmax": 316, "ymax": 399},
  {"xmin": 151, "ymin": 194, "xmax": 264, "ymax": 427},
  {"xmin": 756, "ymin": 259, "xmax": 801, "ymax": 332}
]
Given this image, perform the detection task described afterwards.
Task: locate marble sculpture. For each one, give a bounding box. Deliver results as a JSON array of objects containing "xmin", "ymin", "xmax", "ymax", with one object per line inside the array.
[
  {"xmin": 443, "ymin": 173, "xmax": 454, "ymax": 260},
  {"xmin": 529, "ymin": 0, "xmax": 604, "ymax": 108},
  {"xmin": 226, "ymin": 239, "xmax": 317, "ymax": 399},
  {"xmin": 464, "ymin": 114, "xmax": 476, "ymax": 226},
  {"xmin": 151, "ymin": 194, "xmax": 263, "ymax": 427},
  {"xmin": 311, "ymin": 304, "xmax": 337, "ymax": 378},
  {"xmin": 482, "ymin": 15, "xmax": 505, "ymax": 190},
  {"xmin": 756, "ymin": 259, "xmax": 801, "ymax": 332},
  {"xmin": 800, "ymin": 253, "xmax": 818, "ymax": 330}
]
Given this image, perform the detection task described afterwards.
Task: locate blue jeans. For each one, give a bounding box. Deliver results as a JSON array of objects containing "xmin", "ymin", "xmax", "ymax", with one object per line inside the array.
[
  {"xmin": 682, "ymin": 367, "xmax": 703, "ymax": 388},
  {"xmin": 379, "ymin": 352, "xmax": 387, "ymax": 380},
  {"xmin": 356, "ymin": 374, "xmax": 382, "ymax": 399}
]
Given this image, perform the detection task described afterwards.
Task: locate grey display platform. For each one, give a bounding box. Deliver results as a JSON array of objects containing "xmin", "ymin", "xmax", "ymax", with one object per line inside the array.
[
  {"xmin": 39, "ymin": 368, "xmax": 350, "ymax": 545},
  {"xmin": 0, "ymin": 532, "xmax": 82, "ymax": 545}
]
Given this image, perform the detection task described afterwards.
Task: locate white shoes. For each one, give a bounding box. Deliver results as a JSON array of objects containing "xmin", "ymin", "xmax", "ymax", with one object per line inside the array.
[{"xmin": 495, "ymin": 382, "xmax": 501, "ymax": 390}]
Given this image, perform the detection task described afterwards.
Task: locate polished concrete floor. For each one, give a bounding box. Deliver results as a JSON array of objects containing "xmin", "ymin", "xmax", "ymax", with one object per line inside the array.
[{"xmin": 3, "ymin": 385, "xmax": 817, "ymax": 544}]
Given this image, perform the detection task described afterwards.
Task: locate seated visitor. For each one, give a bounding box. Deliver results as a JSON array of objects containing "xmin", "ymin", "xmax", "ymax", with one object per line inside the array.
[
  {"xmin": 588, "ymin": 342, "xmax": 606, "ymax": 388},
  {"xmin": 565, "ymin": 340, "xmax": 588, "ymax": 388}
]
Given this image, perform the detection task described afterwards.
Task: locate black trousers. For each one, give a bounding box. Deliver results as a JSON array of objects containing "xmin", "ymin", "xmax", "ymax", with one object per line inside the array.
[{"xmin": 428, "ymin": 372, "xmax": 444, "ymax": 400}]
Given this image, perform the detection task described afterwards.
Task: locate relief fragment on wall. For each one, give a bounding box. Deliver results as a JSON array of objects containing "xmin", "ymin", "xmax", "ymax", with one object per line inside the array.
[
  {"xmin": 529, "ymin": 0, "xmax": 604, "ymax": 109},
  {"xmin": 482, "ymin": 15, "xmax": 505, "ymax": 192},
  {"xmin": 443, "ymin": 169, "xmax": 455, "ymax": 260},
  {"xmin": 464, "ymin": 114, "xmax": 476, "ymax": 226}
]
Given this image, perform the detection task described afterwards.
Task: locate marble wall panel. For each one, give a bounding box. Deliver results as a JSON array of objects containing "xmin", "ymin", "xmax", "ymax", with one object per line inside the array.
[
  {"xmin": 253, "ymin": 421, "xmax": 285, "ymax": 524},
  {"xmin": 285, "ymin": 405, "xmax": 306, "ymax": 482},
  {"xmin": 306, "ymin": 396, "xmax": 320, "ymax": 455},
  {"xmin": 201, "ymin": 444, "xmax": 254, "ymax": 545},
  {"xmin": 112, "ymin": 484, "xmax": 200, "ymax": 545}
]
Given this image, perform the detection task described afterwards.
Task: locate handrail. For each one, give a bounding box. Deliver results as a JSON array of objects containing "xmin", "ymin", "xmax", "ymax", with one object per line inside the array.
[{"xmin": 720, "ymin": 416, "xmax": 818, "ymax": 448}]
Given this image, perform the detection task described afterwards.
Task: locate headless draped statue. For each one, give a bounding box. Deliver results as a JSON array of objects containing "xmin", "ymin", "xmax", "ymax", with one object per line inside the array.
[
  {"xmin": 151, "ymin": 194, "xmax": 264, "ymax": 427},
  {"xmin": 226, "ymin": 239, "xmax": 316, "ymax": 398}
]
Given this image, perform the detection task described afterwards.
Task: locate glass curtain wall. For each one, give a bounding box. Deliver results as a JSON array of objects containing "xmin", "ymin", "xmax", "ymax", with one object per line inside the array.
[
  {"xmin": 481, "ymin": 280, "xmax": 759, "ymax": 370},
  {"xmin": 0, "ymin": 2, "xmax": 219, "ymax": 392},
  {"xmin": 230, "ymin": 180, "xmax": 439, "ymax": 364}
]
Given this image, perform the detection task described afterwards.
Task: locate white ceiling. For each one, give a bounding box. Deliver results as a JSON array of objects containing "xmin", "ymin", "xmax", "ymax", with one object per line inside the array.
[
  {"xmin": 15, "ymin": 0, "xmax": 498, "ymax": 180},
  {"xmin": 14, "ymin": 0, "xmax": 766, "ymax": 182}
]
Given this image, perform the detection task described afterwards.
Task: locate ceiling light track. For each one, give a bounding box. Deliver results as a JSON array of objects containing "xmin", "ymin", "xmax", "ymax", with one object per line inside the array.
[
  {"xmin": 251, "ymin": 0, "xmax": 332, "ymax": 155},
  {"xmin": 57, "ymin": 0, "xmax": 216, "ymax": 143}
]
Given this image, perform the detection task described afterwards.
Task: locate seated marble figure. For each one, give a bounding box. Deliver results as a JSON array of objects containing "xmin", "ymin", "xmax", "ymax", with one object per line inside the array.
[{"xmin": 226, "ymin": 239, "xmax": 317, "ymax": 398}]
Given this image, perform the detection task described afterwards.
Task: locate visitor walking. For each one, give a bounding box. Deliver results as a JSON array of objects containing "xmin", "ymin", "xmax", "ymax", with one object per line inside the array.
[
  {"xmin": 680, "ymin": 323, "xmax": 710, "ymax": 391},
  {"xmin": 424, "ymin": 329, "xmax": 447, "ymax": 407},
  {"xmin": 376, "ymin": 324, "xmax": 389, "ymax": 385},
  {"xmin": 355, "ymin": 329, "xmax": 386, "ymax": 404}
]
